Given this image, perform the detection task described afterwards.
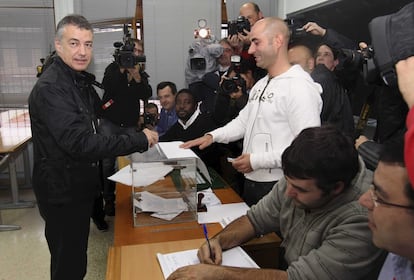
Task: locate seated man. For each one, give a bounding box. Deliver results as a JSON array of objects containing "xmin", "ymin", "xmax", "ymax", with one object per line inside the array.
[
  {"xmin": 156, "ymin": 81, "xmax": 178, "ymax": 137},
  {"xmin": 168, "ymin": 126, "xmax": 385, "ymax": 280},
  {"xmin": 359, "ymin": 141, "xmax": 414, "ymax": 279},
  {"xmin": 160, "ymin": 89, "xmax": 220, "ymax": 172}
]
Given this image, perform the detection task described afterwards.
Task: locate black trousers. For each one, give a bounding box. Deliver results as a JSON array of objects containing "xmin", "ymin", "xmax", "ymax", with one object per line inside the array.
[
  {"xmin": 37, "ymin": 198, "xmax": 94, "ymax": 280},
  {"xmin": 243, "ymin": 179, "xmax": 277, "ymax": 206}
]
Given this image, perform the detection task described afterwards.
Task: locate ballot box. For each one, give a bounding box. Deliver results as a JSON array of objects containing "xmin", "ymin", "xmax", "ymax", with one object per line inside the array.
[{"xmin": 128, "ymin": 143, "xmax": 200, "ymax": 227}]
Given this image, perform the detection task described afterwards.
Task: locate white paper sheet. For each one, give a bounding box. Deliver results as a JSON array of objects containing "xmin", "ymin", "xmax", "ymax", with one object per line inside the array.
[
  {"xmin": 197, "ymin": 202, "xmax": 250, "ymax": 225},
  {"xmin": 158, "ymin": 141, "xmax": 212, "ymax": 183},
  {"xmin": 157, "ymin": 246, "xmax": 259, "ymax": 279},
  {"xmin": 108, "ymin": 162, "xmax": 173, "ymax": 186}
]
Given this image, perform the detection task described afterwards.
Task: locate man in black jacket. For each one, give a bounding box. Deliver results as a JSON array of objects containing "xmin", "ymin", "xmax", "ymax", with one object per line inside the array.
[
  {"xmin": 28, "ymin": 15, "xmax": 158, "ymax": 280},
  {"xmin": 288, "ymin": 44, "xmax": 354, "ymax": 138}
]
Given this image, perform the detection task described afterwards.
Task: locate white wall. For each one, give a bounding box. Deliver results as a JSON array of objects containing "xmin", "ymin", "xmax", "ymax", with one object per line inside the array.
[
  {"xmin": 277, "ymin": 0, "xmax": 330, "ymax": 17},
  {"xmin": 143, "ymin": 0, "xmax": 221, "ymax": 93}
]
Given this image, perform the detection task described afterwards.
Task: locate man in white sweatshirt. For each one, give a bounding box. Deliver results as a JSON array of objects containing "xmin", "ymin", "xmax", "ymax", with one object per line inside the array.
[{"xmin": 181, "ymin": 17, "xmax": 322, "ymax": 205}]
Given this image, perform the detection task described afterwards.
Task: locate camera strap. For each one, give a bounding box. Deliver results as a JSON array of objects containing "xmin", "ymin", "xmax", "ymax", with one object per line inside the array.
[{"xmin": 354, "ymin": 87, "xmax": 376, "ymax": 139}]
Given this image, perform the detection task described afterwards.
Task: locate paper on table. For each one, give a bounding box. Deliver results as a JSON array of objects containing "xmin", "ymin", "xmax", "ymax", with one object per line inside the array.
[
  {"xmin": 158, "ymin": 141, "xmax": 212, "ymax": 183},
  {"xmin": 134, "ymin": 191, "xmax": 188, "ymax": 213},
  {"xmin": 108, "ymin": 162, "xmax": 173, "ymax": 186},
  {"xmin": 157, "ymin": 246, "xmax": 259, "ymax": 279},
  {"xmin": 197, "ymin": 202, "xmax": 250, "ymax": 225}
]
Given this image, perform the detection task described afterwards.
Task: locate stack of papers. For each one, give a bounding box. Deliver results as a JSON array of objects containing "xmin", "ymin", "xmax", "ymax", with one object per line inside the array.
[
  {"xmin": 134, "ymin": 191, "xmax": 188, "ymax": 221},
  {"xmin": 157, "ymin": 246, "xmax": 259, "ymax": 279}
]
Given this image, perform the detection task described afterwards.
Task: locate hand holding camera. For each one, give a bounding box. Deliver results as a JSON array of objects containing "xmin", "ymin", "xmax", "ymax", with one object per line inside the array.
[
  {"xmin": 228, "ymin": 16, "xmax": 251, "ymax": 46},
  {"xmin": 219, "ymin": 55, "xmax": 247, "ymax": 96}
]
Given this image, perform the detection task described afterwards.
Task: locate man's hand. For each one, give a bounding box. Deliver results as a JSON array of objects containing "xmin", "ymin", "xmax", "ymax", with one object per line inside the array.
[
  {"xmin": 355, "ymin": 135, "xmax": 369, "ymax": 149},
  {"xmin": 167, "ymin": 264, "xmax": 225, "ymax": 280},
  {"xmin": 180, "ymin": 134, "xmax": 213, "ymax": 150},
  {"xmin": 231, "ymin": 154, "xmax": 253, "ymax": 173},
  {"xmin": 396, "ymin": 56, "xmax": 414, "ymax": 108},
  {"xmin": 126, "ymin": 64, "xmax": 142, "ymax": 83},
  {"xmin": 228, "ymin": 35, "xmax": 243, "ymax": 54},
  {"xmin": 197, "ymin": 238, "xmax": 223, "ymax": 265},
  {"xmin": 237, "ymin": 29, "xmax": 251, "ymax": 45},
  {"xmin": 142, "ymin": 128, "xmax": 158, "ymax": 148},
  {"xmin": 303, "ymin": 22, "xmax": 326, "ymax": 37}
]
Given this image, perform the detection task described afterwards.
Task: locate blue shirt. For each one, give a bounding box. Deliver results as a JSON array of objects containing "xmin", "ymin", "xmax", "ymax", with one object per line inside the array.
[
  {"xmin": 378, "ymin": 253, "xmax": 414, "ymax": 280},
  {"xmin": 156, "ymin": 108, "xmax": 178, "ymax": 136}
]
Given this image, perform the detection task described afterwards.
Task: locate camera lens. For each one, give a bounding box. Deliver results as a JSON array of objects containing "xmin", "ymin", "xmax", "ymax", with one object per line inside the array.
[{"xmin": 221, "ymin": 79, "xmax": 238, "ymax": 94}]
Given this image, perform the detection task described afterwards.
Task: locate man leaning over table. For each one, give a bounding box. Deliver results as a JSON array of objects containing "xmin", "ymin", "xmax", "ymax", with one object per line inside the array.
[{"xmin": 168, "ymin": 126, "xmax": 385, "ymax": 280}]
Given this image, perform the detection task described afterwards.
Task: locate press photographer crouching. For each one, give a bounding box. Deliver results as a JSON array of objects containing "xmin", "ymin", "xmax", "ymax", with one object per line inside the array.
[{"xmin": 98, "ymin": 34, "xmax": 152, "ymax": 217}]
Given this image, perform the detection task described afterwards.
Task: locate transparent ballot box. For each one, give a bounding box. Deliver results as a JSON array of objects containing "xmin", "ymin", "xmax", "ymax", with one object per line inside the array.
[{"xmin": 128, "ymin": 143, "xmax": 200, "ymax": 227}]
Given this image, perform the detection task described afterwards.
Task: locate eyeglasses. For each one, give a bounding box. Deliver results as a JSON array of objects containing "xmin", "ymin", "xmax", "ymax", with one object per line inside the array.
[{"xmin": 369, "ymin": 186, "xmax": 414, "ymax": 210}]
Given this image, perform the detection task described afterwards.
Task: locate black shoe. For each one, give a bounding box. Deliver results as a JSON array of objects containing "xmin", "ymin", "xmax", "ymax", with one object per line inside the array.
[
  {"xmin": 93, "ymin": 218, "xmax": 108, "ymax": 232},
  {"xmin": 104, "ymin": 201, "xmax": 115, "ymax": 216}
]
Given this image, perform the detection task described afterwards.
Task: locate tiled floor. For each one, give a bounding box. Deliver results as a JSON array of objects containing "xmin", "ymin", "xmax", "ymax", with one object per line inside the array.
[{"xmin": 0, "ymin": 188, "xmax": 113, "ymax": 280}]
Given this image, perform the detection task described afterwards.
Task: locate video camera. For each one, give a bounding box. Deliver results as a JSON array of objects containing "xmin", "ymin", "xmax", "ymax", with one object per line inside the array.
[
  {"xmin": 113, "ymin": 24, "xmax": 146, "ymax": 68},
  {"xmin": 228, "ymin": 16, "xmax": 250, "ymax": 36},
  {"xmin": 220, "ymin": 55, "xmax": 247, "ymax": 94}
]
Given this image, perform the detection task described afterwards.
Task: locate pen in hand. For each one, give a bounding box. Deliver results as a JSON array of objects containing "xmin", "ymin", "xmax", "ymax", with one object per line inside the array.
[{"xmin": 202, "ymin": 224, "xmax": 215, "ymax": 262}]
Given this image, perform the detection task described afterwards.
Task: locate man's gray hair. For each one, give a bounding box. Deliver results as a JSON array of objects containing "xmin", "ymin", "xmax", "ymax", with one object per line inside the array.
[{"xmin": 56, "ymin": 14, "xmax": 93, "ymax": 40}]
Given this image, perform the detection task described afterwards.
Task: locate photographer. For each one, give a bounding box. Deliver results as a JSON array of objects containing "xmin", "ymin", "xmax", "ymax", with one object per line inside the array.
[
  {"xmin": 354, "ymin": 42, "xmax": 408, "ymax": 171},
  {"xmin": 228, "ymin": 2, "xmax": 263, "ymax": 54},
  {"xmin": 228, "ymin": 2, "xmax": 266, "ymax": 81},
  {"xmin": 139, "ymin": 102, "xmax": 159, "ymax": 130},
  {"xmin": 99, "ymin": 38, "xmax": 152, "ymax": 216},
  {"xmin": 211, "ymin": 57, "xmax": 255, "ymax": 195}
]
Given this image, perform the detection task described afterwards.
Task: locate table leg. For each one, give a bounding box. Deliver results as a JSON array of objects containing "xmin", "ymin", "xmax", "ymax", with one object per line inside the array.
[
  {"xmin": 22, "ymin": 148, "xmax": 31, "ymax": 187},
  {"xmin": 0, "ymin": 154, "xmax": 35, "ymax": 209},
  {"xmin": 0, "ymin": 211, "xmax": 21, "ymax": 231}
]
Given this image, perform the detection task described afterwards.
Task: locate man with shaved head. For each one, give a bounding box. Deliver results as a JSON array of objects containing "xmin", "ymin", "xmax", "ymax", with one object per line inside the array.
[{"xmin": 181, "ymin": 18, "xmax": 322, "ymax": 206}]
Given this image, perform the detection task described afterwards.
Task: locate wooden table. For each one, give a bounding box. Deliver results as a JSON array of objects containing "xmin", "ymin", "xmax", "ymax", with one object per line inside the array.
[
  {"xmin": 0, "ymin": 126, "xmax": 34, "ymax": 231},
  {"xmin": 108, "ymin": 158, "xmax": 281, "ymax": 277},
  {"xmin": 114, "ymin": 181, "xmax": 247, "ymax": 246},
  {"xmin": 0, "ymin": 126, "xmax": 34, "ymax": 208},
  {"xmin": 107, "ymin": 238, "xmax": 207, "ymax": 280}
]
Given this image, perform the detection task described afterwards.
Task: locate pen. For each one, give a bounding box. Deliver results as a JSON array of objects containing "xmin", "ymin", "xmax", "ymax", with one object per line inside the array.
[{"xmin": 202, "ymin": 224, "xmax": 214, "ymax": 261}]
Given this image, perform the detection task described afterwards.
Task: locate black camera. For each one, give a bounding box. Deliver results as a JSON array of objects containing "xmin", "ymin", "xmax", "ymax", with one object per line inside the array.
[
  {"xmin": 284, "ymin": 18, "xmax": 306, "ymax": 44},
  {"xmin": 143, "ymin": 113, "xmax": 156, "ymax": 126},
  {"xmin": 113, "ymin": 25, "xmax": 146, "ymax": 68},
  {"xmin": 340, "ymin": 47, "xmax": 378, "ymax": 84},
  {"xmin": 220, "ymin": 55, "xmax": 247, "ymax": 94},
  {"xmin": 228, "ymin": 16, "xmax": 250, "ymax": 36}
]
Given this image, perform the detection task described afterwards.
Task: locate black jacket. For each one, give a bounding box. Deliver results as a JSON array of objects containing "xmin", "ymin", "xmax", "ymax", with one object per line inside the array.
[
  {"xmin": 100, "ymin": 62, "xmax": 152, "ymax": 127},
  {"xmin": 29, "ymin": 57, "xmax": 149, "ymax": 204},
  {"xmin": 311, "ymin": 64, "xmax": 355, "ymax": 137}
]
